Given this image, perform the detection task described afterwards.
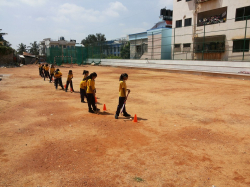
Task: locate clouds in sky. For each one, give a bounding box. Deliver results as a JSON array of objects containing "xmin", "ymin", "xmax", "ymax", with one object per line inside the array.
[{"xmin": 0, "ymin": 0, "xmax": 173, "ymax": 49}]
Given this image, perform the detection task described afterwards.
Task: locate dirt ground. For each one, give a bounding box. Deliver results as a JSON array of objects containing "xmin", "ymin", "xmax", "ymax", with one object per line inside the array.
[{"xmin": 0, "ymin": 64, "xmax": 250, "ymax": 187}]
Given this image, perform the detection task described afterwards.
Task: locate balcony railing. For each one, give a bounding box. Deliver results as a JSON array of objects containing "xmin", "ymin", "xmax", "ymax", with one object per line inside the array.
[{"xmin": 196, "ymin": 0, "xmax": 214, "ymax": 3}]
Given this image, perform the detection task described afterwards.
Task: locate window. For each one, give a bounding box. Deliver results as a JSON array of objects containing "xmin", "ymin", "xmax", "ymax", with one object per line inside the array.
[
  {"xmin": 186, "ymin": 0, "xmax": 191, "ymax": 1},
  {"xmin": 177, "ymin": 0, "xmax": 181, "ymax": 1},
  {"xmin": 63, "ymin": 45, "xmax": 66, "ymax": 48},
  {"xmin": 233, "ymin": 40, "xmax": 249, "ymax": 52},
  {"xmin": 235, "ymin": 6, "xmax": 250, "ymax": 21},
  {"xmin": 51, "ymin": 45, "xmax": 54, "ymax": 48},
  {"xmin": 174, "ymin": 44, "xmax": 181, "ymax": 52},
  {"xmin": 185, "ymin": 18, "xmax": 192, "ymax": 26},
  {"xmin": 183, "ymin": 43, "xmax": 191, "ymax": 48},
  {"xmin": 176, "ymin": 20, "xmax": 182, "ymax": 28}
]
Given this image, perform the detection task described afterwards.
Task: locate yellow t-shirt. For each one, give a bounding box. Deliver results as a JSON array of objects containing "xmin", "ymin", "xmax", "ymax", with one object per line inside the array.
[
  {"xmin": 87, "ymin": 79, "xmax": 95, "ymax": 94},
  {"xmin": 50, "ymin": 67, "xmax": 55, "ymax": 74},
  {"xmin": 45, "ymin": 66, "xmax": 49, "ymax": 71},
  {"xmin": 54, "ymin": 71, "xmax": 62, "ymax": 78},
  {"xmin": 67, "ymin": 74, "xmax": 73, "ymax": 81},
  {"xmin": 80, "ymin": 80, "xmax": 87, "ymax": 89},
  {"xmin": 43, "ymin": 66, "xmax": 45, "ymax": 69},
  {"xmin": 39, "ymin": 64, "xmax": 41, "ymax": 68},
  {"xmin": 119, "ymin": 81, "xmax": 127, "ymax": 97}
]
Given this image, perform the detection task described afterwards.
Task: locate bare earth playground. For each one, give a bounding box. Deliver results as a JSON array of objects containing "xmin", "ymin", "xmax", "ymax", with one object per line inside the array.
[{"xmin": 0, "ymin": 64, "xmax": 250, "ymax": 186}]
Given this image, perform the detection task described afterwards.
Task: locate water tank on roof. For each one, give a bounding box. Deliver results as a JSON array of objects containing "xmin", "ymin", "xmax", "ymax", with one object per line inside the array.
[
  {"xmin": 160, "ymin": 8, "xmax": 167, "ymax": 16},
  {"xmin": 60, "ymin": 36, "xmax": 65, "ymax": 41}
]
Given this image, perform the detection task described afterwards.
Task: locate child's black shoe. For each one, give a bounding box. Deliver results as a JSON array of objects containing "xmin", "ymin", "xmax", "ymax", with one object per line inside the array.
[
  {"xmin": 115, "ymin": 115, "xmax": 118, "ymax": 119},
  {"xmin": 123, "ymin": 113, "xmax": 131, "ymax": 117},
  {"xmin": 89, "ymin": 109, "xmax": 95, "ymax": 113}
]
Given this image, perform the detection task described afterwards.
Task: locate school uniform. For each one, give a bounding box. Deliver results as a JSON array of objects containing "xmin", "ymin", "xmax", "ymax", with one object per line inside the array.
[
  {"xmin": 86, "ymin": 79, "xmax": 96, "ymax": 111},
  {"xmin": 115, "ymin": 80, "xmax": 128, "ymax": 116},
  {"xmin": 44, "ymin": 66, "xmax": 50, "ymax": 81},
  {"xmin": 54, "ymin": 71, "xmax": 64, "ymax": 89},
  {"xmin": 65, "ymin": 74, "xmax": 74, "ymax": 92},
  {"xmin": 49, "ymin": 67, "xmax": 55, "ymax": 82},
  {"xmin": 38, "ymin": 64, "xmax": 42, "ymax": 76},
  {"xmin": 80, "ymin": 79, "xmax": 87, "ymax": 102},
  {"xmin": 40, "ymin": 65, "xmax": 44, "ymax": 77}
]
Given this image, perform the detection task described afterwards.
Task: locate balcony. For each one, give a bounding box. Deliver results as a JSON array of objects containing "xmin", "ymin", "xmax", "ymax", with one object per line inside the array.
[
  {"xmin": 197, "ymin": 7, "xmax": 227, "ymax": 26},
  {"xmin": 194, "ymin": 35, "xmax": 225, "ymax": 53}
]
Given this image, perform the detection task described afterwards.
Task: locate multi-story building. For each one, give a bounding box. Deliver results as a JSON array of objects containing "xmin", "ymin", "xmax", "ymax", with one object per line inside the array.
[
  {"xmin": 129, "ymin": 9, "xmax": 173, "ymax": 60},
  {"xmin": 39, "ymin": 37, "xmax": 76, "ymax": 56},
  {"xmin": 102, "ymin": 38, "xmax": 128, "ymax": 57},
  {"xmin": 172, "ymin": 0, "xmax": 250, "ymax": 61}
]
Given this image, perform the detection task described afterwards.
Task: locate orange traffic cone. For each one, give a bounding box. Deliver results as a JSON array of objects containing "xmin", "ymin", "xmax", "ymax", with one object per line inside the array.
[
  {"xmin": 64, "ymin": 84, "xmax": 66, "ymax": 89},
  {"xmin": 95, "ymin": 97, "xmax": 98, "ymax": 103},
  {"xmin": 70, "ymin": 88, "xmax": 73, "ymax": 92},
  {"xmin": 103, "ymin": 104, "xmax": 107, "ymax": 111},
  {"xmin": 133, "ymin": 114, "xmax": 137, "ymax": 123}
]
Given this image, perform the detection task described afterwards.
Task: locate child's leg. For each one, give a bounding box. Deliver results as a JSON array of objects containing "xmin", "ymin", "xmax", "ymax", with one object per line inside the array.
[
  {"xmin": 91, "ymin": 94, "xmax": 97, "ymax": 111},
  {"xmin": 116, "ymin": 97, "xmax": 125, "ymax": 116},
  {"xmin": 83, "ymin": 89, "xmax": 87, "ymax": 101},
  {"xmin": 70, "ymin": 80, "xmax": 74, "ymax": 91},
  {"xmin": 65, "ymin": 81, "xmax": 69, "ymax": 91},
  {"xmin": 59, "ymin": 78, "xmax": 64, "ymax": 89},
  {"xmin": 55, "ymin": 78, "xmax": 58, "ymax": 89},
  {"xmin": 80, "ymin": 88, "xmax": 84, "ymax": 102},
  {"xmin": 49, "ymin": 74, "xmax": 52, "ymax": 82},
  {"xmin": 87, "ymin": 94, "xmax": 93, "ymax": 111}
]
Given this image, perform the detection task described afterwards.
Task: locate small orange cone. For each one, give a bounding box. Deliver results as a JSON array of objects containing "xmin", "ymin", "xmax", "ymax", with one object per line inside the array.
[
  {"xmin": 103, "ymin": 104, "xmax": 107, "ymax": 111},
  {"xmin": 95, "ymin": 97, "xmax": 97, "ymax": 103},
  {"xmin": 133, "ymin": 114, "xmax": 137, "ymax": 122},
  {"xmin": 64, "ymin": 84, "xmax": 66, "ymax": 89},
  {"xmin": 70, "ymin": 88, "xmax": 73, "ymax": 92}
]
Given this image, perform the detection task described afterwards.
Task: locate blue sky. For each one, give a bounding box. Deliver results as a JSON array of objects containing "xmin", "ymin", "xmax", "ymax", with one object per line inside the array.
[{"xmin": 0, "ymin": 0, "xmax": 173, "ymax": 50}]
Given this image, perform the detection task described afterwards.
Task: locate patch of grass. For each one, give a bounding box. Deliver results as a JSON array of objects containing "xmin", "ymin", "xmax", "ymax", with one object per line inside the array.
[{"xmin": 133, "ymin": 177, "xmax": 144, "ymax": 183}]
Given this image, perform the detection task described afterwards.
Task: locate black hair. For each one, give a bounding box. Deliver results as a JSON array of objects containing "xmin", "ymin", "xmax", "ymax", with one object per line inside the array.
[
  {"xmin": 119, "ymin": 73, "xmax": 128, "ymax": 81},
  {"xmin": 46, "ymin": 64, "xmax": 48, "ymax": 66},
  {"xmin": 83, "ymin": 70, "xmax": 89, "ymax": 75},
  {"xmin": 83, "ymin": 72, "xmax": 97, "ymax": 81},
  {"xmin": 69, "ymin": 70, "xmax": 73, "ymax": 74}
]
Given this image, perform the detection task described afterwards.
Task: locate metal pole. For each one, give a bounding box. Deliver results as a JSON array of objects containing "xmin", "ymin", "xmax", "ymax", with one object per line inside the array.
[
  {"xmin": 202, "ymin": 23, "xmax": 205, "ymax": 60},
  {"xmin": 151, "ymin": 32, "xmax": 153, "ymax": 60},
  {"xmin": 173, "ymin": 28, "xmax": 175, "ymax": 60},
  {"xmin": 243, "ymin": 16, "xmax": 248, "ymax": 61}
]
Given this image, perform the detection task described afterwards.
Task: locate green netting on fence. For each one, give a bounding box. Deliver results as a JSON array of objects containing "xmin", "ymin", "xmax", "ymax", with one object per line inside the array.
[{"xmin": 46, "ymin": 46, "xmax": 88, "ymax": 66}]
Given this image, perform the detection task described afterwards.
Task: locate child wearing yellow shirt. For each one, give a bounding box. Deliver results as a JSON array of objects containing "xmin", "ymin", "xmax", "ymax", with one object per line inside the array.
[
  {"xmin": 80, "ymin": 70, "xmax": 89, "ymax": 103},
  {"xmin": 49, "ymin": 65, "xmax": 55, "ymax": 83},
  {"xmin": 40, "ymin": 64, "xmax": 44, "ymax": 77},
  {"xmin": 65, "ymin": 70, "xmax": 74, "ymax": 92},
  {"xmin": 86, "ymin": 72, "xmax": 99, "ymax": 113},
  {"xmin": 44, "ymin": 64, "xmax": 50, "ymax": 81},
  {"xmin": 115, "ymin": 73, "xmax": 131, "ymax": 119},
  {"xmin": 38, "ymin": 63, "xmax": 42, "ymax": 77},
  {"xmin": 54, "ymin": 69, "xmax": 64, "ymax": 90}
]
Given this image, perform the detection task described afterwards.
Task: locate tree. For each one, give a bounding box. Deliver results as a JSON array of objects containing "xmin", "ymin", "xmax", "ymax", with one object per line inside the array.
[
  {"xmin": 81, "ymin": 33, "xmax": 106, "ymax": 47},
  {"xmin": 4, "ymin": 41, "xmax": 11, "ymax": 47},
  {"xmin": 17, "ymin": 43, "xmax": 27, "ymax": 55},
  {"xmin": 28, "ymin": 41, "xmax": 39, "ymax": 55},
  {"xmin": 121, "ymin": 42, "xmax": 130, "ymax": 59}
]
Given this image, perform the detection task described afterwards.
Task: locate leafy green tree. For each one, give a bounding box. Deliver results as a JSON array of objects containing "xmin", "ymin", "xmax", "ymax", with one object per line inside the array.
[
  {"xmin": 121, "ymin": 42, "xmax": 130, "ymax": 59},
  {"xmin": 28, "ymin": 41, "xmax": 39, "ymax": 55},
  {"xmin": 4, "ymin": 41, "xmax": 11, "ymax": 47},
  {"xmin": 17, "ymin": 43, "xmax": 27, "ymax": 55},
  {"xmin": 81, "ymin": 33, "xmax": 106, "ymax": 47}
]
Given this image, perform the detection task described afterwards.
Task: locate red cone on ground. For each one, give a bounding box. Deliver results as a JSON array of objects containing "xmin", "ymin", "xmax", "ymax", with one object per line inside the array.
[
  {"xmin": 103, "ymin": 104, "xmax": 107, "ymax": 111},
  {"xmin": 95, "ymin": 97, "xmax": 98, "ymax": 103},
  {"xmin": 70, "ymin": 88, "xmax": 73, "ymax": 92},
  {"xmin": 133, "ymin": 114, "xmax": 137, "ymax": 123},
  {"xmin": 64, "ymin": 84, "xmax": 66, "ymax": 89}
]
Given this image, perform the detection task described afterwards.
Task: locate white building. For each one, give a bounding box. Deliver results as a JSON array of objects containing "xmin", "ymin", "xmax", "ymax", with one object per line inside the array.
[
  {"xmin": 172, "ymin": 0, "xmax": 250, "ymax": 61},
  {"xmin": 39, "ymin": 37, "xmax": 76, "ymax": 56}
]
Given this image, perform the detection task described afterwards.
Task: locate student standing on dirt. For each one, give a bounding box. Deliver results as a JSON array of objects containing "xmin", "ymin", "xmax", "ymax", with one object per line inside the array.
[
  {"xmin": 86, "ymin": 72, "xmax": 99, "ymax": 113},
  {"xmin": 80, "ymin": 70, "xmax": 89, "ymax": 103},
  {"xmin": 115, "ymin": 73, "xmax": 131, "ymax": 119},
  {"xmin": 40, "ymin": 64, "xmax": 44, "ymax": 77},
  {"xmin": 49, "ymin": 64, "xmax": 55, "ymax": 83},
  {"xmin": 44, "ymin": 64, "xmax": 50, "ymax": 81},
  {"xmin": 54, "ymin": 69, "xmax": 64, "ymax": 90},
  {"xmin": 65, "ymin": 70, "xmax": 74, "ymax": 92},
  {"xmin": 38, "ymin": 63, "xmax": 42, "ymax": 77}
]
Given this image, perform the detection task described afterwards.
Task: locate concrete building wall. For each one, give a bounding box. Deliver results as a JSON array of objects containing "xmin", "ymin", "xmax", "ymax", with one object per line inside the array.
[{"xmin": 172, "ymin": 0, "xmax": 250, "ymax": 61}]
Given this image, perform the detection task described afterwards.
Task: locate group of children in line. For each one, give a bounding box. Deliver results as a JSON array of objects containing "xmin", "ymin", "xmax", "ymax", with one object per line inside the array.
[{"xmin": 38, "ymin": 63, "xmax": 131, "ymax": 118}]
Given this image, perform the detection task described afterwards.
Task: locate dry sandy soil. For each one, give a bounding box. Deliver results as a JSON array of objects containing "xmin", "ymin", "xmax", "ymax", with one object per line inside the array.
[{"xmin": 0, "ymin": 64, "xmax": 250, "ymax": 187}]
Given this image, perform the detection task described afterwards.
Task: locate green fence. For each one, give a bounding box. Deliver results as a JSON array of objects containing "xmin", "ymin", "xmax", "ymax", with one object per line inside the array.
[{"xmin": 46, "ymin": 46, "xmax": 88, "ymax": 66}]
